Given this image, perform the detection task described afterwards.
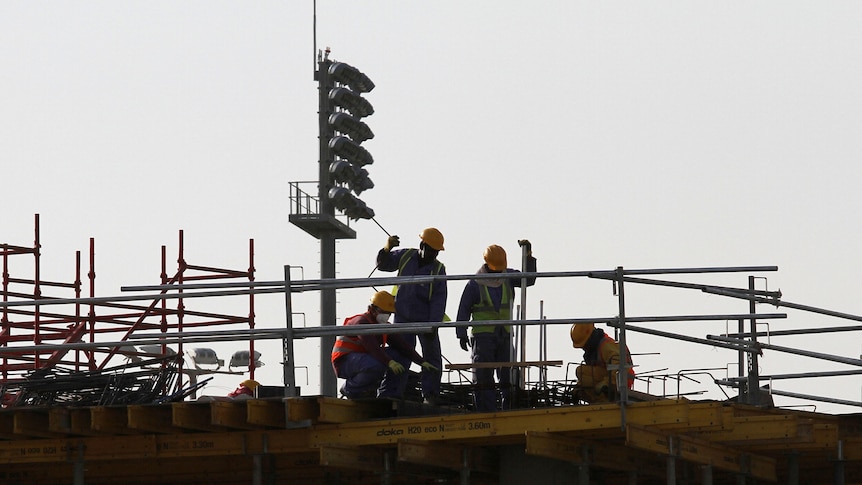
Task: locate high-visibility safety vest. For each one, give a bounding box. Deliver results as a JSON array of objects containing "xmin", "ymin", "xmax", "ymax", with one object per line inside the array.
[
  {"xmin": 392, "ymin": 249, "xmax": 445, "ymax": 300},
  {"xmin": 597, "ymin": 335, "xmax": 636, "ymax": 389},
  {"xmin": 470, "ymin": 283, "xmax": 513, "ymax": 334},
  {"xmin": 331, "ymin": 314, "xmax": 383, "ymax": 364}
]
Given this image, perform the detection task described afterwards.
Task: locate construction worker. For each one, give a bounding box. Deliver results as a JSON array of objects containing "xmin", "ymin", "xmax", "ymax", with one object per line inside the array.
[
  {"xmin": 228, "ymin": 379, "xmax": 260, "ymax": 399},
  {"xmin": 570, "ymin": 322, "xmax": 635, "ymax": 404},
  {"xmin": 331, "ymin": 291, "xmax": 439, "ymax": 399},
  {"xmin": 376, "ymin": 228, "xmax": 446, "ymax": 404},
  {"xmin": 456, "ymin": 241, "xmax": 536, "ymax": 412}
]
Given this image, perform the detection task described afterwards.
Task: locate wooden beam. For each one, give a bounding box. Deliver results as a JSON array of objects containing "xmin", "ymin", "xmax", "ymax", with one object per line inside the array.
[
  {"xmin": 319, "ymin": 444, "xmax": 389, "ymax": 472},
  {"xmin": 525, "ymin": 431, "xmax": 666, "ymax": 478},
  {"xmin": 285, "ymin": 396, "xmax": 320, "ymax": 424},
  {"xmin": 309, "ymin": 400, "xmax": 686, "ymax": 446},
  {"xmin": 13, "ymin": 409, "xmax": 62, "ymax": 438},
  {"xmin": 398, "ymin": 438, "xmax": 496, "ymax": 473},
  {"xmin": 171, "ymin": 402, "xmax": 228, "ymax": 432},
  {"xmin": 127, "ymin": 405, "xmax": 185, "ymax": 434},
  {"xmin": 317, "ymin": 396, "xmax": 393, "ymax": 424},
  {"xmin": 246, "ymin": 399, "xmax": 286, "ymax": 428},
  {"xmin": 626, "ymin": 425, "xmax": 776, "ymax": 481},
  {"xmin": 211, "ymin": 401, "xmax": 260, "ymax": 429},
  {"xmin": 90, "ymin": 406, "xmax": 141, "ymax": 435}
]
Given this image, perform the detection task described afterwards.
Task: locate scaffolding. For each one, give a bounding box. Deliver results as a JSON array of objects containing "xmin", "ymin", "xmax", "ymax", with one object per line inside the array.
[{"xmin": 1, "ymin": 214, "xmax": 258, "ymax": 401}]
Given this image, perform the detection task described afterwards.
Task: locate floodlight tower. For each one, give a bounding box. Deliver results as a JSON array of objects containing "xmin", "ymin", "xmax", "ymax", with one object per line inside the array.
[{"xmin": 290, "ymin": 49, "xmax": 376, "ymax": 397}]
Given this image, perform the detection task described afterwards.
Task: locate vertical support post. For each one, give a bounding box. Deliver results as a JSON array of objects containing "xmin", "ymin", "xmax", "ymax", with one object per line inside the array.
[
  {"xmin": 33, "ymin": 213, "xmax": 41, "ymax": 368},
  {"xmin": 518, "ymin": 242, "xmax": 529, "ymax": 389},
  {"xmin": 73, "ymin": 442, "xmax": 85, "ymax": 485},
  {"xmin": 283, "ymin": 265, "xmax": 297, "ymax": 397},
  {"xmin": 666, "ymin": 436, "xmax": 676, "ymax": 485},
  {"xmin": 737, "ymin": 317, "xmax": 746, "ymax": 403},
  {"xmin": 786, "ymin": 452, "xmax": 799, "ymax": 485},
  {"xmin": 319, "ymin": 236, "xmax": 337, "ymax": 397},
  {"xmin": 459, "ymin": 448, "xmax": 470, "ymax": 485},
  {"xmin": 616, "ymin": 266, "xmax": 629, "ymax": 428},
  {"xmin": 317, "ymin": 58, "xmax": 338, "ymax": 398},
  {"xmin": 835, "ymin": 439, "xmax": 846, "ymax": 485},
  {"xmin": 747, "ymin": 276, "xmax": 760, "ymax": 405},
  {"xmin": 578, "ymin": 444, "xmax": 590, "ymax": 485},
  {"xmin": 248, "ymin": 238, "xmax": 256, "ymax": 380},
  {"xmin": 701, "ymin": 464, "xmax": 713, "ymax": 485}
]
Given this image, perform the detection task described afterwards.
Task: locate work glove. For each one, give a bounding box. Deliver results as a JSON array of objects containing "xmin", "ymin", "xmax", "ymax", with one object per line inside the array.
[
  {"xmin": 459, "ymin": 336, "xmax": 471, "ymax": 352},
  {"xmin": 384, "ymin": 235, "xmax": 400, "ymax": 251},
  {"xmin": 387, "ymin": 360, "xmax": 405, "ymax": 375},
  {"xmin": 517, "ymin": 239, "xmax": 532, "ymax": 255},
  {"xmin": 420, "ymin": 361, "xmax": 440, "ymax": 373}
]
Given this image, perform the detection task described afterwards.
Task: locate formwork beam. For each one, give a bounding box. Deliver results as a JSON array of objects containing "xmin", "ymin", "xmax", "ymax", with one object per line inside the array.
[
  {"xmin": 626, "ymin": 424, "xmax": 777, "ymax": 481},
  {"xmin": 397, "ymin": 438, "xmax": 497, "ymax": 474}
]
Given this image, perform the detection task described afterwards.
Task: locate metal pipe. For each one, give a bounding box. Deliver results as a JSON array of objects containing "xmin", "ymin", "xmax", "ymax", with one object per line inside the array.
[
  {"xmin": 708, "ymin": 335, "xmax": 862, "ymax": 367},
  {"xmin": 0, "ymin": 313, "xmax": 786, "ymax": 355},
  {"xmin": 704, "ymin": 287, "xmax": 862, "ymax": 323}
]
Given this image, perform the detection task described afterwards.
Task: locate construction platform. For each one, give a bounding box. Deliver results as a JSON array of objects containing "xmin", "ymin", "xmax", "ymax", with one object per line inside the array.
[{"xmin": 0, "ymin": 394, "xmax": 860, "ymax": 485}]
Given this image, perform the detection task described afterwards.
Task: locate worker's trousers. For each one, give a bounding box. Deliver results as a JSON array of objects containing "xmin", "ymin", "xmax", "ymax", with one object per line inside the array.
[
  {"xmin": 471, "ymin": 327, "xmax": 513, "ymax": 412},
  {"xmin": 379, "ymin": 331, "xmax": 441, "ymax": 400},
  {"xmin": 334, "ymin": 352, "xmax": 387, "ymax": 399}
]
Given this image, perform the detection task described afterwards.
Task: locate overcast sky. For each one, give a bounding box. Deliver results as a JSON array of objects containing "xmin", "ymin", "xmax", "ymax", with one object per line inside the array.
[{"xmin": 2, "ymin": 2, "xmax": 861, "ymax": 412}]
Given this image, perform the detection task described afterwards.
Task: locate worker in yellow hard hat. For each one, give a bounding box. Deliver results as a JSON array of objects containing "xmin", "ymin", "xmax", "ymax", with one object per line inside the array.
[
  {"xmin": 456, "ymin": 240, "xmax": 536, "ymax": 412},
  {"xmin": 331, "ymin": 291, "xmax": 439, "ymax": 399},
  {"xmin": 570, "ymin": 322, "xmax": 635, "ymax": 404},
  {"xmin": 375, "ymin": 228, "xmax": 446, "ymax": 403},
  {"xmin": 228, "ymin": 379, "xmax": 260, "ymax": 399}
]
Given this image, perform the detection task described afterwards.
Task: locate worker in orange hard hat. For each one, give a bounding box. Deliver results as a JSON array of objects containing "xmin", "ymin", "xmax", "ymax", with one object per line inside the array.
[
  {"xmin": 570, "ymin": 322, "xmax": 635, "ymax": 404},
  {"xmin": 456, "ymin": 240, "xmax": 536, "ymax": 412},
  {"xmin": 331, "ymin": 291, "xmax": 439, "ymax": 399},
  {"xmin": 375, "ymin": 228, "xmax": 446, "ymax": 403},
  {"xmin": 228, "ymin": 379, "xmax": 260, "ymax": 399}
]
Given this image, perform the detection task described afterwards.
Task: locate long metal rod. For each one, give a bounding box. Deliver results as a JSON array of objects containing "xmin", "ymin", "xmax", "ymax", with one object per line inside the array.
[
  {"xmin": 704, "ymin": 286, "xmax": 862, "ymax": 323},
  {"xmin": 0, "ymin": 267, "xmax": 780, "ymax": 309},
  {"xmin": 707, "ymin": 335, "xmax": 862, "ymax": 367},
  {"xmin": 724, "ymin": 324, "xmax": 862, "ymax": 338},
  {"xmin": 0, "ymin": 313, "xmax": 787, "ymax": 355},
  {"xmin": 716, "ymin": 382, "xmax": 862, "ymax": 408},
  {"xmin": 721, "ymin": 369, "xmax": 862, "ymax": 381},
  {"xmin": 588, "ymin": 273, "xmax": 782, "ymax": 299}
]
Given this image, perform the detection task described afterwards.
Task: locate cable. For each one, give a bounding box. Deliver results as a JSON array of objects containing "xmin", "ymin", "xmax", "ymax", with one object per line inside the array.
[{"xmin": 368, "ymin": 217, "xmax": 393, "ymax": 285}]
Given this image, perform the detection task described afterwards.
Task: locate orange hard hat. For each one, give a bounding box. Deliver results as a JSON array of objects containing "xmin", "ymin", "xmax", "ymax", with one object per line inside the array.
[
  {"xmin": 419, "ymin": 227, "xmax": 444, "ymax": 251},
  {"xmin": 370, "ymin": 290, "xmax": 396, "ymax": 313},
  {"xmin": 570, "ymin": 323, "xmax": 595, "ymax": 348},
  {"xmin": 483, "ymin": 245, "xmax": 507, "ymax": 271}
]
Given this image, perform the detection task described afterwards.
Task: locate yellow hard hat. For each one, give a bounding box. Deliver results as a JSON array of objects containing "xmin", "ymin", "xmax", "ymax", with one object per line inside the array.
[
  {"xmin": 241, "ymin": 379, "xmax": 260, "ymax": 390},
  {"xmin": 419, "ymin": 227, "xmax": 444, "ymax": 251},
  {"xmin": 483, "ymin": 245, "xmax": 507, "ymax": 271},
  {"xmin": 370, "ymin": 290, "xmax": 396, "ymax": 313},
  {"xmin": 570, "ymin": 323, "xmax": 595, "ymax": 348}
]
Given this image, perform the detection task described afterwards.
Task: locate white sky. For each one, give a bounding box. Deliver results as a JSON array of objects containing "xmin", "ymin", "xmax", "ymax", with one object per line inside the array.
[{"xmin": 2, "ymin": 2, "xmax": 861, "ymax": 413}]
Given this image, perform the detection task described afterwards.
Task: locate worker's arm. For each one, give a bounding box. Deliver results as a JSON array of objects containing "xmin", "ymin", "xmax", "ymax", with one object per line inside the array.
[
  {"xmin": 358, "ymin": 334, "xmax": 391, "ymax": 365},
  {"xmin": 455, "ymin": 281, "xmax": 478, "ymax": 340}
]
